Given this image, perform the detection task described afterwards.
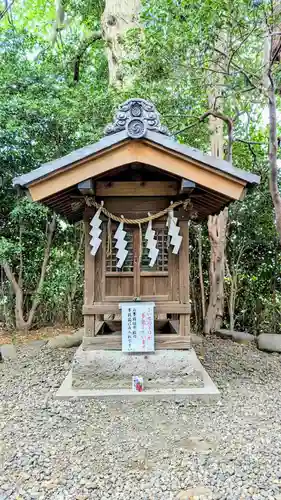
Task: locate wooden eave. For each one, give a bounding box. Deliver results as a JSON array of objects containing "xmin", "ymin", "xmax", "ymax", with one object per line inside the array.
[{"xmin": 13, "ymin": 130, "xmax": 260, "ymax": 222}]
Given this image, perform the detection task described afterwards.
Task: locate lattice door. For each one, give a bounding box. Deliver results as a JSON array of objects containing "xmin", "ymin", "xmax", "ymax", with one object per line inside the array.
[{"xmin": 105, "ymin": 223, "xmax": 170, "ymax": 301}]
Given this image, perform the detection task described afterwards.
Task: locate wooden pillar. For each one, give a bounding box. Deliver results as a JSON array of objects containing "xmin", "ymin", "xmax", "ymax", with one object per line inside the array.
[
  {"xmin": 179, "ymin": 221, "xmax": 190, "ymax": 338},
  {"xmin": 133, "ymin": 228, "xmax": 141, "ymax": 298},
  {"xmin": 83, "ymin": 218, "xmax": 96, "ymax": 336}
]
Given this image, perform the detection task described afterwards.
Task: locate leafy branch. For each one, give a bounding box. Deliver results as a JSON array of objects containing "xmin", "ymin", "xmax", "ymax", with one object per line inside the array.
[{"xmin": 174, "ymin": 109, "xmax": 234, "ymax": 162}]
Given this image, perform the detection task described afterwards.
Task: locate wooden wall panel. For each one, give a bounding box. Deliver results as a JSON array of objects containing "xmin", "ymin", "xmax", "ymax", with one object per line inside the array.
[
  {"xmin": 96, "ymin": 197, "xmax": 169, "ymax": 219},
  {"xmin": 105, "ymin": 276, "xmax": 134, "ymax": 298},
  {"xmin": 140, "ymin": 276, "xmax": 169, "ymax": 299}
]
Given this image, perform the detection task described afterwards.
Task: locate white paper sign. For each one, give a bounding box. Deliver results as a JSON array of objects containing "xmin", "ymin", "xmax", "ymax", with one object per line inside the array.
[{"xmin": 120, "ymin": 302, "xmax": 155, "ymax": 352}]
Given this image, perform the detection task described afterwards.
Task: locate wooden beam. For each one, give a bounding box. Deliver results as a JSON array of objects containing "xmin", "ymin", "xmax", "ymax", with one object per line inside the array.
[
  {"xmin": 102, "ymin": 319, "xmax": 174, "ymax": 333},
  {"xmin": 78, "ymin": 178, "xmax": 94, "ymax": 195},
  {"xmin": 83, "ymin": 334, "xmax": 190, "ymax": 350},
  {"xmin": 104, "ymin": 295, "xmax": 169, "ymax": 302},
  {"xmin": 179, "ymin": 221, "xmax": 190, "ymax": 337},
  {"xmin": 96, "ymin": 181, "xmax": 178, "ymax": 197},
  {"xmin": 83, "ymin": 219, "xmax": 95, "ymax": 336},
  {"xmin": 95, "ymin": 320, "xmax": 104, "ymax": 335},
  {"xmin": 83, "ymin": 302, "xmax": 191, "ymax": 315},
  {"xmin": 179, "ymin": 315, "xmax": 190, "ymax": 338},
  {"xmin": 97, "ymin": 223, "xmax": 106, "ymax": 302},
  {"xmin": 133, "ymin": 229, "xmax": 141, "ymax": 298},
  {"xmin": 180, "ymin": 179, "xmax": 196, "ymax": 194},
  {"xmin": 179, "ymin": 221, "xmax": 190, "ymax": 304},
  {"xmin": 169, "ymin": 320, "xmax": 179, "ymax": 333}
]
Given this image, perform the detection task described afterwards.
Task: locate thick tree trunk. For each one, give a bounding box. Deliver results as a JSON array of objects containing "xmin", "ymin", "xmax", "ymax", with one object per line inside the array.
[
  {"xmin": 204, "ymin": 208, "xmax": 228, "ymax": 334},
  {"xmin": 101, "ymin": 0, "xmax": 141, "ymax": 87},
  {"xmin": 204, "ymin": 37, "xmax": 228, "ymax": 334}
]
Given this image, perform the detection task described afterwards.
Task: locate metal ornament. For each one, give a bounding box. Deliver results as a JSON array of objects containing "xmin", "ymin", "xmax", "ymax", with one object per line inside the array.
[
  {"xmin": 114, "ymin": 221, "xmax": 128, "ymax": 268},
  {"xmin": 145, "ymin": 219, "xmax": 159, "ymax": 267},
  {"xmin": 166, "ymin": 209, "xmax": 182, "ymax": 254},
  {"xmin": 89, "ymin": 208, "xmax": 102, "ymax": 256}
]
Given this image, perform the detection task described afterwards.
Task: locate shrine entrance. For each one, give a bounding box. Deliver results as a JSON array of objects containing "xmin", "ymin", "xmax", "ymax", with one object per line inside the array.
[{"xmin": 93, "ymin": 214, "xmax": 182, "ymax": 343}]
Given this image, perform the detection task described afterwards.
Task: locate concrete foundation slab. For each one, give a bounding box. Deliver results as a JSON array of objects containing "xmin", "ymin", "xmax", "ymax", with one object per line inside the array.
[{"xmin": 55, "ymin": 348, "xmax": 220, "ymax": 401}]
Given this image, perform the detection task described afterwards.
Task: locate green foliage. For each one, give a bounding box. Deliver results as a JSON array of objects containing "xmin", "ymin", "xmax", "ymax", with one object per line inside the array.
[{"xmin": 0, "ymin": 0, "xmax": 280, "ymax": 333}]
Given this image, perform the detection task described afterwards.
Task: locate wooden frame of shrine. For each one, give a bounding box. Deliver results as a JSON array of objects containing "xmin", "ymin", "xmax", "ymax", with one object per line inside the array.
[{"xmin": 13, "ymin": 98, "xmax": 259, "ymax": 351}]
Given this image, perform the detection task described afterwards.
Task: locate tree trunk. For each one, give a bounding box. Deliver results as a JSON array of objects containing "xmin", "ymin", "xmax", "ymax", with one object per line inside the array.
[
  {"xmin": 67, "ymin": 224, "xmax": 84, "ymax": 325},
  {"xmin": 3, "ymin": 261, "xmax": 26, "ymax": 329},
  {"xmin": 225, "ymin": 243, "xmax": 245, "ymax": 332},
  {"xmin": 101, "ymin": 0, "xmax": 141, "ymax": 87},
  {"xmin": 204, "ymin": 36, "xmax": 228, "ymax": 334},
  {"xmin": 204, "ymin": 208, "xmax": 228, "ymax": 334},
  {"xmin": 208, "ymin": 92, "xmax": 224, "ymax": 159},
  {"xmin": 263, "ymin": 10, "xmax": 281, "ymax": 244},
  {"xmin": 2, "ymin": 214, "xmax": 56, "ymax": 331},
  {"xmin": 207, "ymin": 34, "xmax": 226, "ymax": 159},
  {"xmin": 25, "ymin": 214, "xmax": 56, "ymax": 329},
  {"xmin": 268, "ymin": 75, "xmax": 281, "ymax": 244}
]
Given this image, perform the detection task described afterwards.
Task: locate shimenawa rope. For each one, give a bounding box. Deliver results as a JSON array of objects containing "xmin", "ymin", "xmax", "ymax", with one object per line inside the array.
[
  {"xmin": 85, "ymin": 197, "xmax": 192, "ymax": 260},
  {"xmin": 85, "ymin": 197, "xmax": 191, "ymax": 224}
]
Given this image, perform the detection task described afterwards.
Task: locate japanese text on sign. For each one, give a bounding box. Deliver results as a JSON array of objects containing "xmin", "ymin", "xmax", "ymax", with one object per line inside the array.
[{"xmin": 120, "ymin": 302, "xmax": 155, "ymax": 352}]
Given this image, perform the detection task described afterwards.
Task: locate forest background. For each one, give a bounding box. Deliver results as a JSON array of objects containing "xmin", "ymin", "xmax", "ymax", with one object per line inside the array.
[{"xmin": 0, "ymin": 0, "xmax": 280, "ymax": 335}]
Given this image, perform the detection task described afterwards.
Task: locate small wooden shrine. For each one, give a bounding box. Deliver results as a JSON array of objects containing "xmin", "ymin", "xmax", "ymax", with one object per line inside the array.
[{"xmin": 13, "ymin": 99, "xmax": 259, "ymax": 351}]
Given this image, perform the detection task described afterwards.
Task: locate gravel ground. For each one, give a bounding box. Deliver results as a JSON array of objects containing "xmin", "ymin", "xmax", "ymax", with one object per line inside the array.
[{"xmin": 1, "ymin": 337, "xmax": 281, "ymax": 500}]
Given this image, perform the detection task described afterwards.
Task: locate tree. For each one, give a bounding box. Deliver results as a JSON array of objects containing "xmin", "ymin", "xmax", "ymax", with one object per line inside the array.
[
  {"xmin": 0, "ymin": 0, "xmax": 141, "ymax": 330},
  {"xmin": 0, "ymin": 25, "xmax": 107, "ymax": 330},
  {"xmin": 138, "ymin": 0, "xmax": 281, "ymax": 242},
  {"xmin": 265, "ymin": 2, "xmax": 281, "ymax": 243},
  {"xmin": 1, "ymin": 203, "xmax": 56, "ymax": 330},
  {"xmin": 102, "ymin": 0, "xmax": 141, "ymax": 87},
  {"xmin": 204, "ymin": 208, "xmax": 228, "ymax": 333}
]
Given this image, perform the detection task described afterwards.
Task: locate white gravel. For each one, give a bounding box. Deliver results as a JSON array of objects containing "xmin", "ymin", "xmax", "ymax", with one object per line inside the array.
[{"xmin": 1, "ymin": 337, "xmax": 281, "ymax": 500}]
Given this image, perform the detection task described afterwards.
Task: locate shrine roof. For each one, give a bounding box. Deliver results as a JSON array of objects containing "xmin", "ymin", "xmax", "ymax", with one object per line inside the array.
[
  {"xmin": 12, "ymin": 98, "xmax": 260, "ymax": 221},
  {"xmin": 13, "ymin": 98, "xmax": 259, "ymax": 189}
]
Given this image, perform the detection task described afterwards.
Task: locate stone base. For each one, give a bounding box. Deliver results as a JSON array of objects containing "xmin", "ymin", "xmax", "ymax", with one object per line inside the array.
[
  {"xmin": 55, "ymin": 348, "xmax": 220, "ymax": 401},
  {"xmin": 72, "ymin": 348, "xmax": 204, "ymax": 390}
]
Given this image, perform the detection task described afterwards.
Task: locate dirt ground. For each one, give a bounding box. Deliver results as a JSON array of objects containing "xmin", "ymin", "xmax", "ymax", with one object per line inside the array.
[{"xmin": 0, "ymin": 324, "xmax": 75, "ymax": 346}]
